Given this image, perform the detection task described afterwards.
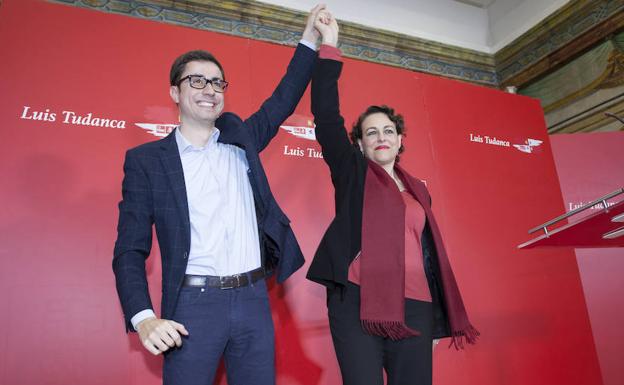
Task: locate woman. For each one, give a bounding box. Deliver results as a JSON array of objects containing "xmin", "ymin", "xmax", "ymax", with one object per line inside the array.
[{"xmin": 307, "ymin": 14, "xmax": 478, "ymax": 385}]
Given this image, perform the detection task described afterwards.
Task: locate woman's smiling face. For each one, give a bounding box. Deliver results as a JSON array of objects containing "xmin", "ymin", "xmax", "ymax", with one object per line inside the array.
[{"xmin": 358, "ymin": 112, "xmax": 403, "ymax": 167}]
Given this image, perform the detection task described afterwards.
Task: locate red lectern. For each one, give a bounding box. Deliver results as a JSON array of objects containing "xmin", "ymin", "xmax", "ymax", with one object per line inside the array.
[{"xmin": 519, "ymin": 189, "xmax": 624, "ymax": 249}]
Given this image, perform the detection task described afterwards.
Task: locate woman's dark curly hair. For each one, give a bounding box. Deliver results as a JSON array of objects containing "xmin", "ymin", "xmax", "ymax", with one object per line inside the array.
[{"xmin": 349, "ymin": 105, "xmax": 406, "ymax": 162}]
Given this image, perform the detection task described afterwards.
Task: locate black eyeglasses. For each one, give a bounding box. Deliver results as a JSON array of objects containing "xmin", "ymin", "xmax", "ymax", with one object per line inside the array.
[{"xmin": 178, "ymin": 75, "xmax": 229, "ymax": 93}]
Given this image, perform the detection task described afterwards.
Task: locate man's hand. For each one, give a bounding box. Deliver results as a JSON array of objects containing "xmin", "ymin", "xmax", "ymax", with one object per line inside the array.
[
  {"xmin": 302, "ymin": 4, "xmax": 327, "ymax": 44},
  {"xmin": 136, "ymin": 317, "xmax": 189, "ymax": 355},
  {"xmin": 315, "ymin": 9, "xmax": 339, "ymax": 47}
]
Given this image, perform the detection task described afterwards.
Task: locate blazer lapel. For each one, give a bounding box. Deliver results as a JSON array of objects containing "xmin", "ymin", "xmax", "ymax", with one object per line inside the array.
[
  {"xmin": 216, "ymin": 113, "xmax": 266, "ymax": 215},
  {"xmin": 216, "ymin": 112, "xmax": 247, "ymax": 148},
  {"xmin": 159, "ymin": 130, "xmax": 191, "ymax": 234}
]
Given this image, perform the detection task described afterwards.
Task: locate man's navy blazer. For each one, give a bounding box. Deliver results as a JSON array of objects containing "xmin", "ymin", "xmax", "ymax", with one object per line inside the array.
[{"xmin": 113, "ymin": 44, "xmax": 316, "ymax": 331}]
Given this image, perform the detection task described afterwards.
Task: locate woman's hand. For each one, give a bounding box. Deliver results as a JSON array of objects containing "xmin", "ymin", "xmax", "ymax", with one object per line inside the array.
[{"xmin": 315, "ymin": 9, "xmax": 339, "ymax": 47}]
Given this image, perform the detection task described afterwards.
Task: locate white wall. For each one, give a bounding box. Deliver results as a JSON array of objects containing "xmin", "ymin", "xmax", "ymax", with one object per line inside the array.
[
  {"xmin": 259, "ymin": 0, "xmax": 490, "ymax": 52},
  {"xmin": 258, "ymin": 0, "xmax": 569, "ymax": 54},
  {"xmin": 488, "ymin": 0, "xmax": 570, "ymax": 52}
]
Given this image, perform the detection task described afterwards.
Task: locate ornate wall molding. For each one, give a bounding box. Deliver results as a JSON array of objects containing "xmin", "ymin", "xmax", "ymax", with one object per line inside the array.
[
  {"xmin": 496, "ymin": 0, "xmax": 624, "ymax": 88},
  {"xmin": 49, "ymin": 0, "xmax": 498, "ymax": 86},
  {"xmin": 547, "ymin": 94, "xmax": 624, "ymax": 133},
  {"xmin": 45, "ymin": 0, "xmax": 624, "ymax": 97}
]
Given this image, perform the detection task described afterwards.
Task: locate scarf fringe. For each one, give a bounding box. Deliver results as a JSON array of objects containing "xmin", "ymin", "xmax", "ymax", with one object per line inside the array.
[
  {"xmin": 361, "ymin": 319, "xmax": 420, "ymax": 341},
  {"xmin": 448, "ymin": 324, "xmax": 480, "ymax": 350}
]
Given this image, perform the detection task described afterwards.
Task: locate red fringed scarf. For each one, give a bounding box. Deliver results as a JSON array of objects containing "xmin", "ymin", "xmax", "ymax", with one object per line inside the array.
[{"xmin": 360, "ymin": 160, "xmax": 479, "ymax": 347}]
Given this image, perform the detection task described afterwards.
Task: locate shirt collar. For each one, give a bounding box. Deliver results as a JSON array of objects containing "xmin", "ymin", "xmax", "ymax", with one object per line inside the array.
[{"xmin": 175, "ymin": 126, "xmax": 220, "ymax": 154}]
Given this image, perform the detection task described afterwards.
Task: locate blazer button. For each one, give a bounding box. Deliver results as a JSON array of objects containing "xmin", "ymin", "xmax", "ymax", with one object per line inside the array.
[{"xmin": 183, "ymin": 251, "xmax": 188, "ymax": 259}]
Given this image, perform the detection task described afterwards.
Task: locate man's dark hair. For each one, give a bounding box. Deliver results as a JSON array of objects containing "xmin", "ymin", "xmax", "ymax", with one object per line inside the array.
[
  {"xmin": 350, "ymin": 105, "xmax": 406, "ymax": 161},
  {"xmin": 169, "ymin": 50, "xmax": 225, "ymax": 86}
]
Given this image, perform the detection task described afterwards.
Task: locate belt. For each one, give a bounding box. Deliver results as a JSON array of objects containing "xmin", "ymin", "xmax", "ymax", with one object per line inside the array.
[{"xmin": 182, "ymin": 267, "xmax": 265, "ymax": 289}]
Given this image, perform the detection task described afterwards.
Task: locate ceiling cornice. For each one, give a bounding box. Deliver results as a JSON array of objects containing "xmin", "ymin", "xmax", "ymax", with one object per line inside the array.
[{"xmin": 48, "ymin": 0, "xmax": 623, "ymax": 91}]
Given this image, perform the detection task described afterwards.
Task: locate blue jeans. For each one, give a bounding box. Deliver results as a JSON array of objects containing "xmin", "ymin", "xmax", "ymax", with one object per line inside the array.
[{"xmin": 163, "ymin": 278, "xmax": 275, "ymax": 385}]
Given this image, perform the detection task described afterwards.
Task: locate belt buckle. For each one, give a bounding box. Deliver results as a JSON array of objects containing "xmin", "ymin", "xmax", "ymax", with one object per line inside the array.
[{"xmin": 220, "ymin": 274, "xmax": 240, "ymax": 289}]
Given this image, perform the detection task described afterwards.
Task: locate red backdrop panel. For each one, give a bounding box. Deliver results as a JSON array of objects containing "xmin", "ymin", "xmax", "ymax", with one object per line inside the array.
[
  {"xmin": 0, "ymin": 1, "xmax": 603, "ymax": 385},
  {"xmin": 551, "ymin": 132, "xmax": 624, "ymax": 385},
  {"xmin": 414, "ymin": 79, "xmax": 602, "ymax": 385}
]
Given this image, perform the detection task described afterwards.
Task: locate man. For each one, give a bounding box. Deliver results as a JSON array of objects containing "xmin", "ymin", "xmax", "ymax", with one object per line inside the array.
[{"xmin": 113, "ymin": 5, "xmax": 330, "ymax": 385}]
